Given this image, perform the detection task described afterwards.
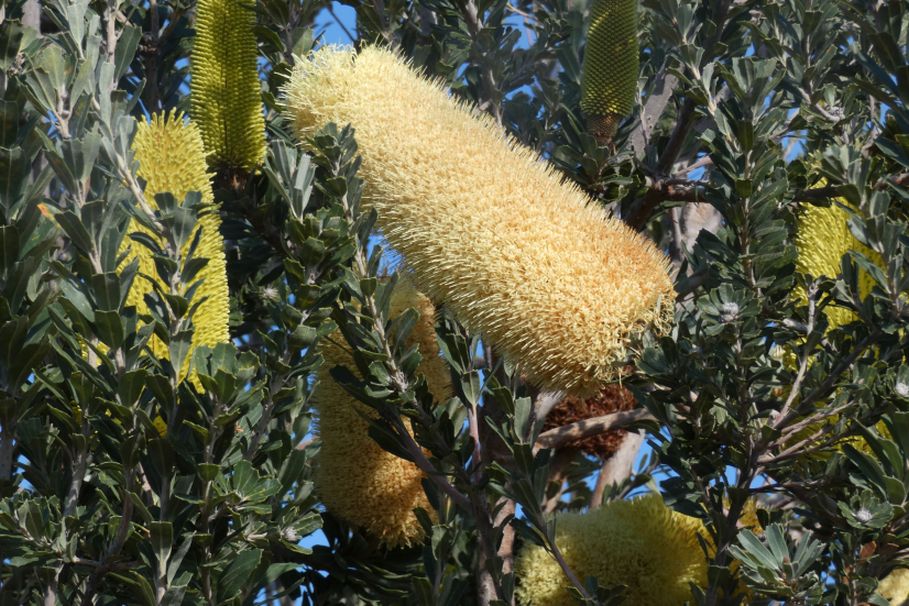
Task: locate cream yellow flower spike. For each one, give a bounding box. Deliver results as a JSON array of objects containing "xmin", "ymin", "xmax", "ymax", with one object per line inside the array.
[
  {"xmin": 284, "ymin": 46, "xmax": 674, "ymax": 396},
  {"xmin": 314, "ymin": 282, "xmax": 451, "ymax": 548}
]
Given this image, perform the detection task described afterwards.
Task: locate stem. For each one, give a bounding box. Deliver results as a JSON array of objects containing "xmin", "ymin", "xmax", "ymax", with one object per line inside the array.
[
  {"xmin": 459, "ymin": 0, "xmax": 503, "ymax": 124},
  {"xmin": 0, "ymin": 416, "xmax": 15, "ymax": 486},
  {"xmin": 547, "ymin": 534, "xmax": 593, "ymax": 602}
]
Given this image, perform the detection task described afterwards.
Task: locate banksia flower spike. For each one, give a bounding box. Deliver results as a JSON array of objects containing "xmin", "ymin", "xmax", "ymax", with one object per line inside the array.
[
  {"xmin": 191, "ymin": 0, "xmax": 266, "ymax": 171},
  {"xmin": 879, "ymin": 568, "xmax": 909, "ymax": 605},
  {"xmin": 314, "ymin": 282, "xmax": 451, "ymax": 549},
  {"xmin": 580, "ymin": 0, "xmax": 640, "ymax": 143},
  {"xmin": 129, "ymin": 111, "xmax": 230, "ymax": 384},
  {"xmin": 514, "ymin": 494, "xmax": 709, "ymax": 606},
  {"xmin": 794, "ymin": 187, "xmax": 878, "ymax": 330},
  {"xmin": 284, "ymin": 46, "xmax": 674, "ymax": 396},
  {"xmin": 542, "ymin": 381, "xmax": 636, "ymax": 458}
]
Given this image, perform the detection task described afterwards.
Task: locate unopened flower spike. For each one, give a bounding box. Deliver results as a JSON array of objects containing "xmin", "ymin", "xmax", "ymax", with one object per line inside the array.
[
  {"xmin": 581, "ymin": 0, "xmax": 640, "ymax": 143},
  {"xmin": 128, "ymin": 111, "xmax": 231, "ymax": 388},
  {"xmin": 191, "ymin": 0, "xmax": 266, "ymax": 171},
  {"xmin": 284, "ymin": 46, "xmax": 674, "ymax": 397},
  {"xmin": 314, "ymin": 281, "xmax": 451, "ymax": 549}
]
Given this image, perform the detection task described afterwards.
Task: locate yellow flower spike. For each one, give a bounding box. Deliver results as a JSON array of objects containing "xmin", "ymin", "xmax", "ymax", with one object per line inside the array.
[
  {"xmin": 879, "ymin": 568, "xmax": 909, "ymax": 605},
  {"xmin": 191, "ymin": 0, "xmax": 266, "ymax": 171},
  {"xmin": 128, "ymin": 111, "xmax": 231, "ymax": 386},
  {"xmin": 314, "ymin": 281, "xmax": 451, "ymax": 549},
  {"xmin": 581, "ymin": 0, "xmax": 640, "ymax": 142},
  {"xmin": 284, "ymin": 46, "xmax": 674, "ymax": 397},
  {"xmin": 514, "ymin": 494, "xmax": 709, "ymax": 606},
  {"xmin": 794, "ymin": 188, "xmax": 878, "ymax": 329},
  {"xmin": 787, "ymin": 186, "xmax": 888, "ymax": 453}
]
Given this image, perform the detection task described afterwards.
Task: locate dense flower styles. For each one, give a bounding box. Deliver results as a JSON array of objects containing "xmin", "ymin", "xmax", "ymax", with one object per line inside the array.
[
  {"xmin": 191, "ymin": 0, "xmax": 266, "ymax": 171},
  {"xmin": 314, "ymin": 282, "xmax": 451, "ymax": 548},
  {"xmin": 794, "ymin": 194, "xmax": 877, "ymax": 329},
  {"xmin": 514, "ymin": 494, "xmax": 709, "ymax": 606},
  {"xmin": 284, "ymin": 47, "xmax": 674, "ymax": 395},
  {"xmin": 129, "ymin": 112, "xmax": 230, "ymax": 381},
  {"xmin": 580, "ymin": 0, "xmax": 639, "ymax": 137},
  {"xmin": 879, "ymin": 568, "xmax": 909, "ymax": 604}
]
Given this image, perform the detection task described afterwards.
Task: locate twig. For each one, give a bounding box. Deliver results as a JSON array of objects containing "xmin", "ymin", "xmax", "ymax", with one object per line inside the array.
[
  {"xmin": 548, "ymin": 538, "xmax": 593, "ymax": 602},
  {"xmin": 677, "ymin": 155, "xmax": 713, "ymax": 176},
  {"xmin": 332, "ymin": 159, "xmax": 472, "ymax": 512},
  {"xmin": 536, "ymin": 409, "xmax": 655, "ymax": 450},
  {"xmin": 326, "ymin": 3, "xmax": 356, "ymax": 44},
  {"xmin": 774, "ymin": 282, "xmax": 818, "ymax": 427},
  {"xmin": 458, "ymin": 0, "xmax": 503, "ymax": 124},
  {"xmin": 771, "ymin": 329, "xmax": 879, "ymax": 434},
  {"xmin": 627, "ymin": 172, "xmax": 909, "ymax": 210}
]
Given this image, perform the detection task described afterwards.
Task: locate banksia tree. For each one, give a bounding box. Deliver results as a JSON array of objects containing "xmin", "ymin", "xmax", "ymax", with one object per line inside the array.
[
  {"xmin": 514, "ymin": 495, "xmax": 709, "ymax": 606},
  {"xmin": 285, "ymin": 46, "xmax": 674, "ymax": 396},
  {"xmin": 128, "ymin": 111, "xmax": 230, "ymax": 382},
  {"xmin": 191, "ymin": 0, "xmax": 267, "ymax": 171},
  {"xmin": 580, "ymin": 0, "xmax": 639, "ymax": 142},
  {"xmin": 4, "ymin": 0, "xmax": 909, "ymax": 603},
  {"xmin": 314, "ymin": 281, "xmax": 451, "ymax": 548}
]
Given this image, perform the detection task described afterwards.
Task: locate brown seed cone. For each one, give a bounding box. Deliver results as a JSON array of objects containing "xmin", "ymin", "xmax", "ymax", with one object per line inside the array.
[{"xmin": 543, "ymin": 382, "xmax": 636, "ymax": 459}]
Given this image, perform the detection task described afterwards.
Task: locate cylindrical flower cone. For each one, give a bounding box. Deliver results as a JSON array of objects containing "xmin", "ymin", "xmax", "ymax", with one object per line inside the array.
[
  {"xmin": 581, "ymin": 0, "xmax": 640, "ymax": 143},
  {"xmin": 284, "ymin": 46, "xmax": 674, "ymax": 396},
  {"xmin": 514, "ymin": 494, "xmax": 709, "ymax": 606},
  {"xmin": 879, "ymin": 568, "xmax": 909, "ymax": 605},
  {"xmin": 128, "ymin": 111, "xmax": 231, "ymax": 387},
  {"xmin": 314, "ymin": 282, "xmax": 451, "ymax": 549},
  {"xmin": 794, "ymin": 189, "xmax": 878, "ymax": 330},
  {"xmin": 785, "ymin": 185, "xmax": 886, "ymax": 452},
  {"xmin": 191, "ymin": 0, "xmax": 266, "ymax": 171}
]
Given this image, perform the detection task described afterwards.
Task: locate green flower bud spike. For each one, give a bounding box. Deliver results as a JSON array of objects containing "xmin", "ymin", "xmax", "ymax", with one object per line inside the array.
[
  {"xmin": 191, "ymin": 0, "xmax": 266, "ymax": 172},
  {"xmin": 580, "ymin": 0, "xmax": 640, "ymax": 144}
]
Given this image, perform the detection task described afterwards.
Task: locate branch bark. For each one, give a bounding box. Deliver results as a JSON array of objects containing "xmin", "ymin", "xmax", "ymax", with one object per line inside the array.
[
  {"xmin": 625, "ymin": 99, "xmax": 698, "ymax": 228},
  {"xmin": 589, "ymin": 431, "xmax": 644, "ymax": 508},
  {"xmin": 629, "ymin": 72, "xmax": 679, "ymax": 157},
  {"xmin": 536, "ymin": 409, "xmax": 655, "ymax": 450}
]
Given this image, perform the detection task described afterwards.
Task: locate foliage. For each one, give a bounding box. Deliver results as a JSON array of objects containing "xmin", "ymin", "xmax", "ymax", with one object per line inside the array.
[{"xmin": 0, "ymin": 0, "xmax": 907, "ymax": 603}]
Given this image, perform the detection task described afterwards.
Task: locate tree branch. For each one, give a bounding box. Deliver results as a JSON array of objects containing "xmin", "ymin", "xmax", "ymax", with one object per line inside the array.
[
  {"xmin": 589, "ymin": 431, "xmax": 644, "ymax": 508},
  {"xmin": 536, "ymin": 409, "xmax": 655, "ymax": 450},
  {"xmin": 629, "ymin": 171, "xmax": 909, "ymax": 210},
  {"xmin": 625, "ymin": 98, "xmax": 698, "ymax": 228},
  {"xmin": 629, "ymin": 72, "xmax": 680, "ymax": 157}
]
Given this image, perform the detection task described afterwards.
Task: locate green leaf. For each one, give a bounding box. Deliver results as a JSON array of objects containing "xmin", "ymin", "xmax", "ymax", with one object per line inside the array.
[{"xmin": 217, "ymin": 549, "xmax": 262, "ymax": 602}]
